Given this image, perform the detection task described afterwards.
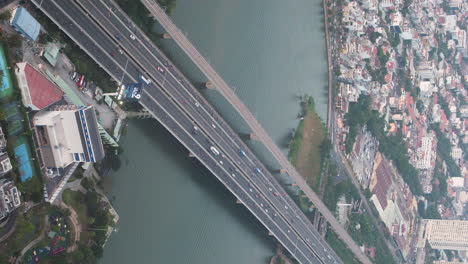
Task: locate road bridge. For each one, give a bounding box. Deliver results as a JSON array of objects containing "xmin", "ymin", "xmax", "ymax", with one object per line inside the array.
[
  {"xmin": 31, "ymin": 0, "xmax": 352, "ymax": 263},
  {"xmin": 139, "ymin": 1, "xmax": 371, "ymax": 264}
]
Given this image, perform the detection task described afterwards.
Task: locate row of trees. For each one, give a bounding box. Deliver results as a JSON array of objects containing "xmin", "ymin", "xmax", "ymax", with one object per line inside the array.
[{"xmin": 431, "ymin": 123, "xmax": 461, "ymax": 178}]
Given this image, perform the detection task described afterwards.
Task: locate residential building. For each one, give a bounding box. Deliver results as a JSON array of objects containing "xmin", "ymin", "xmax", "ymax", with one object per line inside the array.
[
  {"xmin": 0, "ymin": 127, "xmax": 12, "ymax": 176},
  {"xmin": 0, "ymin": 179, "xmax": 21, "ymax": 221},
  {"xmin": 415, "ymin": 136, "xmax": 435, "ymax": 170},
  {"xmin": 423, "ymin": 220, "xmax": 468, "ymax": 251},
  {"xmin": 33, "ymin": 105, "xmax": 105, "ymax": 169},
  {"xmin": 9, "ymin": 6, "xmax": 41, "ymax": 41}
]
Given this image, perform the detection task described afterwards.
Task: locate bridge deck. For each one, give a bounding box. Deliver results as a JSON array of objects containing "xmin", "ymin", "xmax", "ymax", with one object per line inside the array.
[
  {"xmin": 32, "ymin": 0, "xmax": 351, "ymax": 263},
  {"xmin": 140, "ymin": 1, "xmax": 371, "ymax": 264}
]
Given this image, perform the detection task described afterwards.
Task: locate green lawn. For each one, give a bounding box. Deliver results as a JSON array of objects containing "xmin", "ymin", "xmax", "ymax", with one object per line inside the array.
[{"xmin": 62, "ymin": 189, "xmax": 90, "ymax": 243}]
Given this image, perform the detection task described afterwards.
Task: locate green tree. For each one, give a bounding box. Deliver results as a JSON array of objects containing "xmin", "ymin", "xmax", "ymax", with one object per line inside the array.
[{"xmin": 0, "ymin": 10, "xmax": 11, "ymax": 22}]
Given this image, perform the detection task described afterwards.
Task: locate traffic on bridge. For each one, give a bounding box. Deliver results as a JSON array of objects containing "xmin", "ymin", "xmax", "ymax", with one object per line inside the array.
[{"xmin": 32, "ymin": 0, "xmax": 349, "ymax": 263}]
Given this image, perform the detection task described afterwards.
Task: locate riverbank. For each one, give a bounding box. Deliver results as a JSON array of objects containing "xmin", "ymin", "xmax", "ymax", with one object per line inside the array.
[{"xmin": 288, "ymin": 96, "xmax": 327, "ymax": 191}]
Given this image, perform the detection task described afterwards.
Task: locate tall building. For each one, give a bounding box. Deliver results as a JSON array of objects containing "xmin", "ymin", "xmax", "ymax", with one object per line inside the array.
[
  {"xmin": 424, "ymin": 220, "xmax": 468, "ymax": 251},
  {"xmin": 33, "ymin": 105, "xmax": 105, "ymax": 169}
]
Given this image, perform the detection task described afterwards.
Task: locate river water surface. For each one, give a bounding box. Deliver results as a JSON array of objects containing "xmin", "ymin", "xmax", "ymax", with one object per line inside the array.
[{"xmin": 102, "ymin": 0, "xmax": 328, "ymax": 263}]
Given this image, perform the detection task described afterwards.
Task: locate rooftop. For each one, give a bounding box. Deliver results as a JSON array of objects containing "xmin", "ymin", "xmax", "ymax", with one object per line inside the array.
[
  {"xmin": 10, "ymin": 7, "xmax": 41, "ymax": 41},
  {"xmin": 16, "ymin": 62, "xmax": 63, "ymax": 110}
]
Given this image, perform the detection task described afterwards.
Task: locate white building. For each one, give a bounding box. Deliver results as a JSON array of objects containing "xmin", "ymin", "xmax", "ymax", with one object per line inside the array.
[
  {"xmin": 0, "ymin": 179, "xmax": 21, "ymax": 221},
  {"xmin": 33, "ymin": 105, "xmax": 105, "ymax": 169},
  {"xmin": 423, "ymin": 220, "xmax": 468, "ymax": 251},
  {"xmin": 415, "ymin": 136, "xmax": 435, "ymax": 170}
]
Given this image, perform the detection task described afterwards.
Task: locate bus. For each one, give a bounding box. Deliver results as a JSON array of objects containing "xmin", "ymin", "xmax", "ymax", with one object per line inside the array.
[{"xmin": 210, "ymin": 146, "xmax": 220, "ymax": 156}]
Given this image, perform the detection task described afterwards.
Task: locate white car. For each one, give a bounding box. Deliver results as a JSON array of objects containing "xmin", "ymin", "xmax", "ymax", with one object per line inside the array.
[{"xmin": 130, "ymin": 34, "xmax": 136, "ymax": 40}]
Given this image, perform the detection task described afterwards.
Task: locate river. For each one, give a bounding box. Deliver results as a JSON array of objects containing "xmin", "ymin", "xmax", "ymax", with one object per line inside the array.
[{"xmin": 101, "ymin": 0, "xmax": 328, "ymax": 263}]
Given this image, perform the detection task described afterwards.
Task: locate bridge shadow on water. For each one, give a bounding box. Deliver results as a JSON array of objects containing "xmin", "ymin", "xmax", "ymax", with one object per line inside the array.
[{"xmin": 132, "ymin": 119, "xmax": 277, "ymax": 248}]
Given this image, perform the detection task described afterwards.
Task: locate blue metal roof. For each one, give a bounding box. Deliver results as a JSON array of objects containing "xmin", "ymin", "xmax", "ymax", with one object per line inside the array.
[{"xmin": 11, "ymin": 7, "xmax": 41, "ymax": 41}]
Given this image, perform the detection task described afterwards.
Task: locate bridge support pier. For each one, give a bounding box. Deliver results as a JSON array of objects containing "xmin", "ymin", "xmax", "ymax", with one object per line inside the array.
[
  {"xmin": 204, "ymin": 81, "xmax": 215, "ymax": 89},
  {"xmin": 162, "ymin": 33, "xmax": 171, "ymax": 39},
  {"xmin": 240, "ymin": 133, "xmax": 258, "ymax": 141},
  {"xmin": 276, "ymin": 168, "xmax": 288, "ymax": 174}
]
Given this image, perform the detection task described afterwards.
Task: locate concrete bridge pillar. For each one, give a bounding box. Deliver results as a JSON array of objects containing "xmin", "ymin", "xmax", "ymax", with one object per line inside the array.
[
  {"xmin": 162, "ymin": 33, "xmax": 171, "ymax": 39},
  {"xmin": 276, "ymin": 168, "xmax": 288, "ymax": 174},
  {"xmin": 240, "ymin": 133, "xmax": 258, "ymax": 141},
  {"xmin": 204, "ymin": 81, "xmax": 215, "ymax": 89}
]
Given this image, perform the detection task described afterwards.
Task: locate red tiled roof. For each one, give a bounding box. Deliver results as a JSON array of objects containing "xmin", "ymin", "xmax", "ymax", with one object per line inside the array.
[
  {"xmin": 385, "ymin": 73, "xmax": 392, "ymax": 83},
  {"xmin": 374, "ymin": 159, "xmax": 393, "ymax": 210},
  {"xmin": 24, "ymin": 64, "xmax": 63, "ymax": 109}
]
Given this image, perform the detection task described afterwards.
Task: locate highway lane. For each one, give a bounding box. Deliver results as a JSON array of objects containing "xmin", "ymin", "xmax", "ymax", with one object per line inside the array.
[
  {"xmin": 139, "ymin": 90, "xmax": 316, "ymax": 264},
  {"xmin": 67, "ymin": 1, "xmax": 341, "ymax": 262},
  {"xmin": 33, "ymin": 1, "xmax": 329, "ymax": 263},
  {"xmin": 140, "ymin": 2, "xmax": 372, "ymax": 263}
]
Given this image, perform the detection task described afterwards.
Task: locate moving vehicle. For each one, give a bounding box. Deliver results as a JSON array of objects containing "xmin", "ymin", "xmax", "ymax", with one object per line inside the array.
[
  {"xmin": 114, "ymin": 34, "xmax": 121, "ymax": 40},
  {"xmin": 118, "ymin": 48, "xmax": 124, "ymax": 54},
  {"xmin": 156, "ymin": 66, "xmax": 165, "ymax": 73},
  {"xmin": 239, "ymin": 149, "xmax": 246, "ymax": 157},
  {"xmin": 254, "ymin": 168, "xmax": 261, "ymax": 174},
  {"xmin": 210, "ymin": 146, "xmax": 220, "ymax": 156},
  {"xmin": 130, "ymin": 34, "xmax": 136, "ymax": 40}
]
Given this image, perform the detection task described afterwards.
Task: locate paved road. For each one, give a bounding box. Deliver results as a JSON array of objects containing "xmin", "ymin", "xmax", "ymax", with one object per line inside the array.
[
  {"xmin": 32, "ymin": 0, "xmax": 344, "ymax": 263},
  {"xmin": 140, "ymin": 1, "xmax": 371, "ymax": 264}
]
